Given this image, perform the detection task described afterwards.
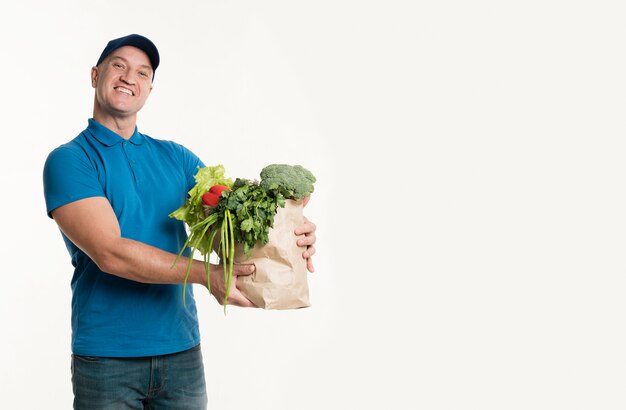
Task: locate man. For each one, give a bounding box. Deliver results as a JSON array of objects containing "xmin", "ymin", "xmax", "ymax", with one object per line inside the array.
[{"xmin": 43, "ymin": 34, "xmax": 317, "ymax": 409}]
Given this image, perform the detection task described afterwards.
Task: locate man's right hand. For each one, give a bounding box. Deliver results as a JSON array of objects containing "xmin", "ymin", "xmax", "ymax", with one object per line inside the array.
[{"xmin": 207, "ymin": 263, "xmax": 257, "ymax": 308}]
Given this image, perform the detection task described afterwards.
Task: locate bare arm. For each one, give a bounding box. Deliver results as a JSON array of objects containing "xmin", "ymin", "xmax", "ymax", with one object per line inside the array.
[{"xmin": 51, "ymin": 196, "xmax": 255, "ymax": 307}]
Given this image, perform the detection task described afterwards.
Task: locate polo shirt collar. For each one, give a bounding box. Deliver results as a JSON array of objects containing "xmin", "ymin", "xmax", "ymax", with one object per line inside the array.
[{"xmin": 87, "ymin": 118, "xmax": 145, "ymax": 146}]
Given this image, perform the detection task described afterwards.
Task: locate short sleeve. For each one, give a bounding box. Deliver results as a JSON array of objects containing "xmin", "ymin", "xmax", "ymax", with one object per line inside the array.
[
  {"xmin": 43, "ymin": 145, "xmax": 105, "ymax": 218},
  {"xmin": 178, "ymin": 143, "xmax": 205, "ymax": 191}
]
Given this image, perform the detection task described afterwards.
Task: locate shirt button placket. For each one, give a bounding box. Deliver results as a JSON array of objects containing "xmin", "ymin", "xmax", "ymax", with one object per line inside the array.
[{"xmin": 122, "ymin": 141, "xmax": 138, "ymax": 184}]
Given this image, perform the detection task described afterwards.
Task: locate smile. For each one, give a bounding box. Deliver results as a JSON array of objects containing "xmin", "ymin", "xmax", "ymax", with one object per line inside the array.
[{"xmin": 115, "ymin": 87, "xmax": 134, "ymax": 96}]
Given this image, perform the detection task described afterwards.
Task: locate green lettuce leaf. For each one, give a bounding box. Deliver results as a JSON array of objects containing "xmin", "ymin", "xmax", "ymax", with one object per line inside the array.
[{"xmin": 169, "ymin": 164, "xmax": 233, "ymax": 228}]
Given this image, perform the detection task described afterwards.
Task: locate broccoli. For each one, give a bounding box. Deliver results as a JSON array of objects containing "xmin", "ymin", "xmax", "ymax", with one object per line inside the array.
[{"xmin": 259, "ymin": 164, "xmax": 316, "ymax": 200}]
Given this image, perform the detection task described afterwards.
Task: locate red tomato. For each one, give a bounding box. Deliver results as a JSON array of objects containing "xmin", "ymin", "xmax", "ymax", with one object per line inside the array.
[
  {"xmin": 209, "ymin": 185, "xmax": 231, "ymax": 196},
  {"xmin": 201, "ymin": 192, "xmax": 220, "ymax": 207},
  {"xmin": 201, "ymin": 185, "xmax": 231, "ymax": 207}
]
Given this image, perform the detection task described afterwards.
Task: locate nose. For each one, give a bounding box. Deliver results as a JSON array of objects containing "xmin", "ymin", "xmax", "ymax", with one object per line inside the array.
[{"xmin": 119, "ymin": 70, "xmax": 136, "ymax": 85}]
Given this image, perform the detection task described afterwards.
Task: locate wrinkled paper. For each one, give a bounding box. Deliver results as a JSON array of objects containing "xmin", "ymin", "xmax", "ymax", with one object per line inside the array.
[{"xmin": 233, "ymin": 199, "xmax": 311, "ymax": 309}]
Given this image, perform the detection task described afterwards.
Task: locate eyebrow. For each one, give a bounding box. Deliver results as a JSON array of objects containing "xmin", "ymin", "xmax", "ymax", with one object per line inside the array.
[{"xmin": 108, "ymin": 55, "xmax": 153, "ymax": 71}]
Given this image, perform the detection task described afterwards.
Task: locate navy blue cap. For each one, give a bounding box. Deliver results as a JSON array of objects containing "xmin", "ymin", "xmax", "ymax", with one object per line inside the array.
[{"xmin": 96, "ymin": 34, "xmax": 160, "ymax": 77}]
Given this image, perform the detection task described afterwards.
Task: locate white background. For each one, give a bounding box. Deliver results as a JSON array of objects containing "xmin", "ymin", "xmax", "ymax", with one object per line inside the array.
[{"xmin": 1, "ymin": 1, "xmax": 625, "ymax": 409}]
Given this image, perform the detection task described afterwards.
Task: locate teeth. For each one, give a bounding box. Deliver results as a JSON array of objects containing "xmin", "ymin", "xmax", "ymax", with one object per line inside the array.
[{"xmin": 116, "ymin": 87, "xmax": 133, "ymax": 96}]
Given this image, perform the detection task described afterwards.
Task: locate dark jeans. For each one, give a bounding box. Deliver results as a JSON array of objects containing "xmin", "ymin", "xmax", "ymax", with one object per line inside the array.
[{"xmin": 71, "ymin": 344, "xmax": 208, "ymax": 410}]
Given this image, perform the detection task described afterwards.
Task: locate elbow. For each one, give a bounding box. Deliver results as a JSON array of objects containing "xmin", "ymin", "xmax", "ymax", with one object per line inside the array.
[
  {"xmin": 93, "ymin": 257, "xmax": 119, "ymax": 275},
  {"xmin": 89, "ymin": 246, "xmax": 125, "ymax": 276}
]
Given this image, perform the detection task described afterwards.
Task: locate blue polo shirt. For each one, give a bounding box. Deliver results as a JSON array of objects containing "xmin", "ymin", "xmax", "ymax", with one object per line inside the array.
[{"xmin": 43, "ymin": 119, "xmax": 204, "ymax": 357}]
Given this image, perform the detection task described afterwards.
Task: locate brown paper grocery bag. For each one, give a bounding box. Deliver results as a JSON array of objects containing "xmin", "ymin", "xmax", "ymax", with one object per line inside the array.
[{"xmin": 233, "ymin": 199, "xmax": 311, "ymax": 309}]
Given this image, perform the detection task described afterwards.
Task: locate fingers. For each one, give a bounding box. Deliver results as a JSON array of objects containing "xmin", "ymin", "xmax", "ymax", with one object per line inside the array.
[
  {"xmin": 295, "ymin": 221, "xmax": 316, "ymax": 247},
  {"xmin": 297, "ymin": 234, "xmax": 316, "ymax": 248},
  {"xmin": 213, "ymin": 289, "xmax": 257, "ymax": 308},
  {"xmin": 294, "ymin": 217, "xmax": 316, "ymax": 236},
  {"xmin": 208, "ymin": 262, "xmax": 257, "ymax": 308},
  {"xmin": 302, "ymin": 244, "xmax": 316, "ymax": 259},
  {"xmin": 227, "ymin": 269, "xmax": 257, "ymax": 307},
  {"xmin": 302, "ymin": 196, "xmax": 311, "ymax": 207},
  {"xmin": 295, "ymin": 216, "xmax": 317, "ymax": 273},
  {"xmin": 227, "ymin": 264, "xmax": 256, "ymax": 306},
  {"xmin": 306, "ymin": 257, "xmax": 315, "ymax": 273},
  {"xmin": 302, "ymin": 243, "xmax": 316, "ymax": 273},
  {"xmin": 227, "ymin": 289, "xmax": 257, "ymax": 308},
  {"xmin": 233, "ymin": 263, "xmax": 255, "ymax": 277}
]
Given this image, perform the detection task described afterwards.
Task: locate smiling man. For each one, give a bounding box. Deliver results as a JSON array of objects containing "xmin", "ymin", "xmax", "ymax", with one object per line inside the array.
[{"xmin": 43, "ymin": 34, "xmax": 317, "ymax": 409}]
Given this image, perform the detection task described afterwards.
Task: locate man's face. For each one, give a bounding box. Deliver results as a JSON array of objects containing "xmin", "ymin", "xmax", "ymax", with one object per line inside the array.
[{"xmin": 91, "ymin": 46, "xmax": 154, "ymax": 119}]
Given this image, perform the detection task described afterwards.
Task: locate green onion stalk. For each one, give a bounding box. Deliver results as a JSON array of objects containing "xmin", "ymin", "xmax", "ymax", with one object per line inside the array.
[{"xmin": 172, "ymin": 209, "xmax": 235, "ymax": 313}]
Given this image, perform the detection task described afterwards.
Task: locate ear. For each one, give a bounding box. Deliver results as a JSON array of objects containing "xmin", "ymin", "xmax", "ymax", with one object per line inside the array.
[{"xmin": 91, "ymin": 66, "xmax": 98, "ymax": 88}]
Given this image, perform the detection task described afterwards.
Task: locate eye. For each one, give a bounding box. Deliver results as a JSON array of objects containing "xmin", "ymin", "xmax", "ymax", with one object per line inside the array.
[
  {"xmin": 139, "ymin": 71, "xmax": 148, "ymax": 78},
  {"xmin": 113, "ymin": 62, "xmax": 125, "ymax": 69}
]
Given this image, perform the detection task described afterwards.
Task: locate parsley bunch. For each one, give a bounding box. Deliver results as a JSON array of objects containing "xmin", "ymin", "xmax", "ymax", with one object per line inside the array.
[
  {"xmin": 170, "ymin": 164, "xmax": 314, "ymax": 311},
  {"xmin": 217, "ymin": 178, "xmax": 285, "ymax": 257}
]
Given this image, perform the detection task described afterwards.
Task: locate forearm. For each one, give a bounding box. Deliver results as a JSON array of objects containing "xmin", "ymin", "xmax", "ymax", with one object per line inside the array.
[
  {"xmin": 94, "ymin": 236, "xmax": 256, "ymax": 307},
  {"xmin": 94, "ymin": 236, "xmax": 208, "ymax": 286}
]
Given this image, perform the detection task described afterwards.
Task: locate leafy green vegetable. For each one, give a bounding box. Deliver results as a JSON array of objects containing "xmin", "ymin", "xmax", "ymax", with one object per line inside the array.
[
  {"xmin": 169, "ymin": 164, "xmax": 233, "ymax": 244},
  {"xmin": 220, "ymin": 178, "xmax": 285, "ymax": 257},
  {"xmin": 169, "ymin": 163, "xmax": 315, "ymax": 311}
]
